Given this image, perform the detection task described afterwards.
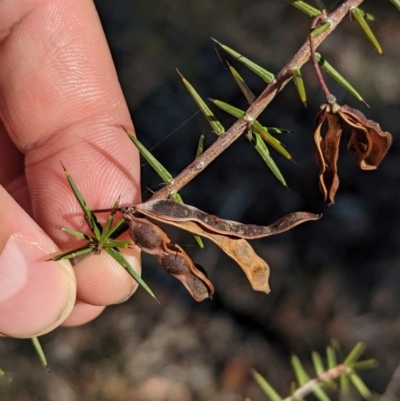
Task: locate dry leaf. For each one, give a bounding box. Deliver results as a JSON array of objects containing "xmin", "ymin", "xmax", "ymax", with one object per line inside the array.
[
  {"xmin": 314, "ymin": 102, "xmax": 392, "ymax": 203},
  {"xmin": 314, "ymin": 104, "xmax": 342, "ymax": 204},
  {"xmin": 339, "ymin": 105, "xmax": 392, "ymax": 170}
]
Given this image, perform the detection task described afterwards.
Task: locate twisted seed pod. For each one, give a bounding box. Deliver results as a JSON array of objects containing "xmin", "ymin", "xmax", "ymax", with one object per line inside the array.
[{"xmin": 127, "ymin": 214, "xmax": 214, "ymax": 301}]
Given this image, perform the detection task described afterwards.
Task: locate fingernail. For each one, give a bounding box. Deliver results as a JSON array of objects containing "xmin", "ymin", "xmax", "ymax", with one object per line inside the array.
[{"xmin": 0, "ymin": 236, "xmax": 76, "ymax": 338}]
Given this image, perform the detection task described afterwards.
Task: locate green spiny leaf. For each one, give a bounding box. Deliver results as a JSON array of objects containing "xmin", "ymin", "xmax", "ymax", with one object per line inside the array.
[
  {"xmin": 251, "ymin": 121, "xmax": 293, "ymax": 161},
  {"xmin": 177, "ymin": 70, "xmax": 225, "ymax": 134},
  {"xmin": 210, "ymin": 98, "xmax": 247, "ymax": 119},
  {"xmin": 208, "ymin": 100, "xmax": 288, "ymax": 186},
  {"xmin": 292, "ymin": 356, "xmax": 310, "ymax": 385},
  {"xmin": 51, "ymin": 245, "xmax": 95, "ymax": 262},
  {"xmin": 170, "ymin": 193, "xmax": 184, "ymax": 203},
  {"xmin": 252, "ymin": 370, "xmax": 282, "ymax": 401},
  {"xmin": 211, "ymin": 38, "xmax": 275, "ymax": 83},
  {"xmin": 350, "ymin": 359, "xmax": 378, "ymax": 371},
  {"xmin": 389, "ymin": 0, "xmax": 400, "ymax": 12},
  {"xmin": 249, "ymin": 131, "xmax": 287, "ymax": 186},
  {"xmin": 31, "ymin": 337, "xmax": 48, "ymax": 370},
  {"xmin": 349, "ymin": 372, "xmax": 371, "ymax": 399},
  {"xmin": 344, "ymin": 342, "xmax": 365, "ymax": 365},
  {"xmin": 292, "ymin": 68, "xmax": 307, "ymax": 106},
  {"xmin": 357, "ymin": 8, "xmax": 375, "ymax": 21},
  {"xmin": 102, "ymin": 216, "xmax": 129, "ymax": 243},
  {"xmin": 310, "ymin": 21, "xmax": 332, "ymax": 38},
  {"xmin": 106, "ymin": 239, "xmax": 133, "ymax": 248},
  {"xmin": 312, "ymin": 351, "xmax": 325, "ymax": 376},
  {"xmin": 327, "ymin": 346, "xmax": 337, "ymax": 369},
  {"xmin": 284, "ymin": 0, "xmax": 321, "ymax": 17},
  {"xmin": 61, "ymin": 163, "xmax": 102, "ymax": 239},
  {"xmin": 99, "ymin": 196, "xmax": 121, "ymax": 245},
  {"xmin": 58, "ymin": 227, "xmax": 93, "ymax": 241},
  {"xmin": 351, "ymin": 8, "xmax": 383, "ymax": 55},
  {"xmin": 126, "ymin": 130, "xmax": 174, "ymax": 182},
  {"xmin": 315, "ymin": 53, "xmax": 367, "ymax": 105},
  {"xmin": 106, "ymin": 247, "xmax": 158, "ymax": 302},
  {"xmin": 228, "ymin": 62, "xmax": 256, "ymax": 104},
  {"xmin": 266, "ymin": 127, "xmax": 292, "ymax": 135},
  {"xmin": 196, "ymin": 134, "xmax": 205, "ymax": 158},
  {"xmin": 340, "ymin": 373, "xmax": 351, "ymax": 398}
]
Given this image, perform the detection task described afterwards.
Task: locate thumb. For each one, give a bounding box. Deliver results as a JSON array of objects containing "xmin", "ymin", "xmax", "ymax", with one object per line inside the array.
[{"xmin": 0, "ymin": 186, "xmax": 76, "ymax": 338}]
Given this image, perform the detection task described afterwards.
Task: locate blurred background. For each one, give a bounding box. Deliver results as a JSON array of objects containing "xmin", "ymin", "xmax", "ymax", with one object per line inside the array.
[{"xmin": 2, "ymin": 1, "xmax": 400, "ymax": 400}]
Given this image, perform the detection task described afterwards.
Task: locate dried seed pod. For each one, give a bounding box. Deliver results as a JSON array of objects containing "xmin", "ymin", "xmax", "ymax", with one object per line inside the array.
[
  {"xmin": 134, "ymin": 199, "xmax": 321, "ymax": 239},
  {"xmin": 128, "ymin": 216, "xmax": 164, "ymax": 255},
  {"xmin": 184, "ymin": 274, "xmax": 212, "ymax": 302},
  {"xmin": 127, "ymin": 213, "xmax": 214, "ymax": 301},
  {"xmin": 158, "ymin": 247, "xmax": 214, "ymax": 302},
  {"xmin": 159, "ymin": 251, "xmax": 190, "ymax": 275}
]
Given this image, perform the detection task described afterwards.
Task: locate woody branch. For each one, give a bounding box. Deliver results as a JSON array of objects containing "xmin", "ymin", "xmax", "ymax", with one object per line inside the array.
[{"xmin": 149, "ymin": 0, "xmax": 365, "ymax": 201}]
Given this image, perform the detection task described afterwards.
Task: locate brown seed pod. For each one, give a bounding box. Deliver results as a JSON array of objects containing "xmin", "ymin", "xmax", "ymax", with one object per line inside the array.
[
  {"xmin": 127, "ymin": 213, "xmax": 214, "ymax": 301},
  {"xmin": 158, "ymin": 246, "xmax": 214, "ymax": 302},
  {"xmin": 127, "ymin": 216, "xmax": 165, "ymax": 255}
]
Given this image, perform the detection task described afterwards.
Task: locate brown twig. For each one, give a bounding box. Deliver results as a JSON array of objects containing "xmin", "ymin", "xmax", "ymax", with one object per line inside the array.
[{"xmin": 149, "ymin": 0, "xmax": 365, "ymax": 201}]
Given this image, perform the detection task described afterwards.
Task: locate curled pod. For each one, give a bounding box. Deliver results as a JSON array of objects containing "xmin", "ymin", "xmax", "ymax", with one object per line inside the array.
[{"xmin": 158, "ymin": 248, "xmax": 214, "ymax": 302}]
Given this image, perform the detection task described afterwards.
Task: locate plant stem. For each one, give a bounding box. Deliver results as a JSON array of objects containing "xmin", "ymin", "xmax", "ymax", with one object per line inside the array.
[
  {"xmin": 282, "ymin": 364, "xmax": 349, "ymax": 401},
  {"xmin": 309, "ymin": 11, "xmax": 335, "ymax": 100},
  {"xmin": 149, "ymin": 0, "xmax": 364, "ymax": 201}
]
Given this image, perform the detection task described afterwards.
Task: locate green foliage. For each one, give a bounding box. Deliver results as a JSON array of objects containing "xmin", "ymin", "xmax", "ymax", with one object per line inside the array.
[
  {"xmin": 31, "ymin": 337, "xmax": 48, "ymax": 371},
  {"xmin": 53, "ymin": 165, "xmax": 157, "ymax": 301},
  {"xmin": 248, "ymin": 342, "xmax": 377, "ymax": 401}
]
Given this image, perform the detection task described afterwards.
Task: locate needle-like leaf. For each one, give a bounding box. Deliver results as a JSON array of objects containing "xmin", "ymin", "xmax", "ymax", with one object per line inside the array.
[
  {"xmin": 292, "ymin": 68, "xmax": 307, "ymax": 106},
  {"xmin": 252, "ymin": 370, "xmax": 282, "ymax": 401},
  {"xmin": 284, "ymin": 0, "xmax": 321, "ymax": 17},
  {"xmin": 389, "ymin": 0, "xmax": 400, "ymax": 12},
  {"xmin": 211, "ymin": 38, "xmax": 275, "ymax": 83},
  {"xmin": 351, "ymin": 8, "xmax": 383, "ymax": 55},
  {"xmin": 61, "ymin": 163, "xmax": 102, "ymax": 239},
  {"xmin": 177, "ymin": 70, "xmax": 225, "ymax": 134},
  {"xmin": 227, "ymin": 62, "xmax": 256, "ymax": 104},
  {"xmin": 31, "ymin": 337, "xmax": 49, "ymax": 371},
  {"xmin": 315, "ymin": 53, "xmax": 367, "ymax": 105},
  {"xmin": 106, "ymin": 247, "xmax": 158, "ymax": 302}
]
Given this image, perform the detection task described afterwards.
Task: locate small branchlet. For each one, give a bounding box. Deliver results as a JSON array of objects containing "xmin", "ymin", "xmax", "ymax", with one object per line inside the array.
[{"xmin": 249, "ymin": 342, "xmax": 377, "ymax": 401}]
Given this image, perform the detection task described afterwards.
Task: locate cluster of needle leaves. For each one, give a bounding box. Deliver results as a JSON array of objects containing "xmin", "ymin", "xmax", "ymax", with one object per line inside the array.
[
  {"xmin": 53, "ymin": 164, "xmax": 157, "ymax": 299},
  {"xmin": 248, "ymin": 341, "xmax": 377, "ymax": 401}
]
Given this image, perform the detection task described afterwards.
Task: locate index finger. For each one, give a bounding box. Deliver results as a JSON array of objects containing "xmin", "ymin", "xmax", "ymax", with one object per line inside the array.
[
  {"xmin": 0, "ymin": 0, "xmax": 143, "ymax": 318},
  {"xmin": 0, "ymin": 0, "xmax": 141, "ymax": 242}
]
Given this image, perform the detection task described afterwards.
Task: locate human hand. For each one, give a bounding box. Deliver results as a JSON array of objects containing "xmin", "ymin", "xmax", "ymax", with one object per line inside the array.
[{"xmin": 0, "ymin": 0, "xmax": 141, "ymax": 338}]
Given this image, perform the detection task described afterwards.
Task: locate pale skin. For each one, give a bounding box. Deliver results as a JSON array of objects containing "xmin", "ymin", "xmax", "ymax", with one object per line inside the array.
[{"xmin": 0, "ymin": 0, "xmax": 142, "ymax": 338}]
